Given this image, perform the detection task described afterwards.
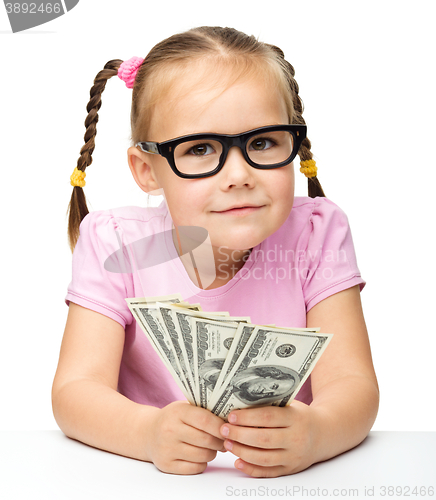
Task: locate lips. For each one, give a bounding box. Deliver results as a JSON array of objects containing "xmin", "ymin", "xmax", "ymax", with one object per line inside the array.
[{"xmin": 215, "ymin": 204, "xmax": 262, "ymax": 212}]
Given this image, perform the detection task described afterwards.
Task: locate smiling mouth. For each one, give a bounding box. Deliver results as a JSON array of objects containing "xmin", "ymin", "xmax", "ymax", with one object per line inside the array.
[{"xmin": 214, "ymin": 205, "xmax": 264, "ymax": 213}]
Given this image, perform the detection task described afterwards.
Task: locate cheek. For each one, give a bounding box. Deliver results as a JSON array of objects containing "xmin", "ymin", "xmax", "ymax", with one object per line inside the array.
[
  {"xmin": 269, "ymin": 167, "xmax": 295, "ymax": 207},
  {"xmin": 164, "ymin": 181, "xmax": 210, "ymax": 223},
  {"xmin": 272, "ymin": 163, "xmax": 294, "ymax": 187}
]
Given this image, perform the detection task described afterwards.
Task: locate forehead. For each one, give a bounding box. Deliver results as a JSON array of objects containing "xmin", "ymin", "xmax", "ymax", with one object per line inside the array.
[{"xmin": 148, "ymin": 60, "xmax": 289, "ymax": 141}]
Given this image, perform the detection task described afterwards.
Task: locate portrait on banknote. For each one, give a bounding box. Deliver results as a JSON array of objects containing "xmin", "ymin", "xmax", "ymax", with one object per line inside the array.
[{"xmin": 223, "ymin": 365, "xmax": 299, "ymax": 405}]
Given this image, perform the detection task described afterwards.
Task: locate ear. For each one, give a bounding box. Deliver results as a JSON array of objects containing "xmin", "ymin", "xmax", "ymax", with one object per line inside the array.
[{"xmin": 127, "ymin": 146, "xmax": 161, "ymax": 193}]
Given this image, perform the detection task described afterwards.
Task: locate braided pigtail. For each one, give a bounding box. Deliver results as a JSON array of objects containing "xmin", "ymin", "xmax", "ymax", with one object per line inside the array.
[
  {"xmin": 268, "ymin": 45, "xmax": 325, "ymax": 198},
  {"xmin": 67, "ymin": 59, "xmax": 124, "ymax": 252}
]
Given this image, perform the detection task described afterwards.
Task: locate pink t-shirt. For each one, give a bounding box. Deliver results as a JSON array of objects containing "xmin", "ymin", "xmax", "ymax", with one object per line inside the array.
[{"xmin": 65, "ymin": 196, "xmax": 365, "ymax": 408}]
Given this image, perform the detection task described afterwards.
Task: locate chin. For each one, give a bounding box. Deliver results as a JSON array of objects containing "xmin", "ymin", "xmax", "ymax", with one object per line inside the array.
[
  {"xmin": 215, "ymin": 229, "xmax": 266, "ymax": 250},
  {"xmin": 213, "ymin": 239, "xmax": 259, "ymax": 253}
]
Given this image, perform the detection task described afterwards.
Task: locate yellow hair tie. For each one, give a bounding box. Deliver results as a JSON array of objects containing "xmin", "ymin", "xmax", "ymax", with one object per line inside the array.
[
  {"xmin": 70, "ymin": 167, "xmax": 86, "ymax": 188},
  {"xmin": 300, "ymin": 159, "xmax": 318, "ymax": 178}
]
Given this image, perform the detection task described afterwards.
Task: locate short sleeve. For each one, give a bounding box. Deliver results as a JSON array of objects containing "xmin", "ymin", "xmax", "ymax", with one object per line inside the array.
[
  {"xmin": 65, "ymin": 210, "xmax": 134, "ymax": 328},
  {"xmin": 299, "ymin": 198, "xmax": 365, "ymax": 311}
]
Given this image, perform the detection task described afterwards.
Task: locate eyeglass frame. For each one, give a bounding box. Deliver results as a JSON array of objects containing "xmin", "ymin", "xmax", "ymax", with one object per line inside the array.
[{"xmin": 135, "ymin": 124, "xmax": 307, "ymax": 179}]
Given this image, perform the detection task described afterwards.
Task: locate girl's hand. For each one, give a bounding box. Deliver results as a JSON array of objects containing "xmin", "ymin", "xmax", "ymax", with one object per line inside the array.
[
  {"xmin": 146, "ymin": 400, "xmax": 226, "ymax": 475},
  {"xmin": 219, "ymin": 401, "xmax": 318, "ymax": 478}
]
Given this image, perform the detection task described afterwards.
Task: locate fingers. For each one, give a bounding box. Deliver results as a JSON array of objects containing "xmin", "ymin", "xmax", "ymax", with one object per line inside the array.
[
  {"xmin": 218, "ymin": 407, "xmax": 290, "ymax": 477},
  {"xmin": 216, "ymin": 404, "xmax": 313, "ymax": 478},
  {"xmin": 219, "ymin": 406, "xmax": 292, "ymax": 450},
  {"xmin": 221, "ymin": 422, "xmax": 283, "ymax": 449},
  {"xmin": 223, "ymin": 439, "xmax": 283, "ymax": 467},
  {"xmin": 166, "ymin": 461, "xmax": 208, "ymax": 476},
  {"xmin": 179, "ymin": 442, "xmax": 218, "ymax": 463},
  {"xmin": 181, "ymin": 423, "xmax": 225, "ymax": 451},
  {"xmin": 149, "ymin": 402, "xmax": 226, "ymax": 475},
  {"xmin": 152, "ymin": 438, "xmax": 217, "ymax": 475},
  {"xmin": 180, "ymin": 404, "xmax": 226, "ymax": 441},
  {"xmin": 233, "ymin": 459, "xmax": 288, "ymax": 479},
  {"xmin": 155, "ymin": 457, "xmax": 209, "ymax": 476},
  {"xmin": 226, "ymin": 406, "xmax": 292, "ymax": 428}
]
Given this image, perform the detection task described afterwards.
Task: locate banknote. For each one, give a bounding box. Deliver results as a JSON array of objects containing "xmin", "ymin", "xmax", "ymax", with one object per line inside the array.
[
  {"xmin": 126, "ymin": 293, "xmax": 185, "ymax": 357},
  {"xmin": 210, "ymin": 326, "xmax": 332, "ymax": 419},
  {"xmin": 126, "ymin": 294, "xmax": 202, "ymax": 311},
  {"xmin": 152, "ymin": 303, "xmax": 248, "ymax": 403},
  {"xmin": 129, "ymin": 304, "xmax": 197, "ymax": 404},
  {"xmin": 157, "ymin": 304, "xmax": 200, "ymax": 405},
  {"xmin": 126, "ymin": 295, "xmax": 201, "ymax": 404},
  {"xmin": 154, "ymin": 302, "xmax": 248, "ymax": 323},
  {"xmin": 209, "ymin": 323, "xmax": 256, "ymax": 402},
  {"xmin": 156, "ymin": 303, "xmax": 251, "ymax": 400},
  {"xmin": 126, "ymin": 295, "xmax": 332, "ymax": 419},
  {"xmin": 190, "ymin": 317, "xmax": 240, "ymax": 409},
  {"xmin": 208, "ymin": 324, "xmax": 321, "ymax": 409}
]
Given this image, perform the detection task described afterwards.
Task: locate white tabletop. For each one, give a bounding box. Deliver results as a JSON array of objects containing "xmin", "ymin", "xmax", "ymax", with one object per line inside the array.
[{"xmin": 1, "ymin": 431, "xmax": 435, "ymax": 500}]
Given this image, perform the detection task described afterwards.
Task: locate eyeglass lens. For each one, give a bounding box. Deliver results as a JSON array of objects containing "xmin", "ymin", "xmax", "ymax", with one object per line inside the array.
[{"xmin": 173, "ymin": 130, "xmax": 295, "ymax": 176}]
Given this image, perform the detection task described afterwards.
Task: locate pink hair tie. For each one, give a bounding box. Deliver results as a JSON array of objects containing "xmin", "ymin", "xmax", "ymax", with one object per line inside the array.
[{"xmin": 118, "ymin": 56, "xmax": 144, "ymax": 89}]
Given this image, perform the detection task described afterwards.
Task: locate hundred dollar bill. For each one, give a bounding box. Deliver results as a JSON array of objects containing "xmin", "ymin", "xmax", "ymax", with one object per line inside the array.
[
  {"xmin": 209, "ymin": 323, "xmax": 256, "ymax": 403},
  {"xmin": 130, "ymin": 305, "xmax": 194, "ymax": 403},
  {"xmin": 125, "ymin": 293, "xmax": 184, "ymax": 307},
  {"xmin": 126, "ymin": 299, "xmax": 196, "ymax": 404},
  {"xmin": 168, "ymin": 302, "xmax": 204, "ymax": 311},
  {"xmin": 190, "ymin": 317, "xmax": 240, "ymax": 409},
  {"xmin": 126, "ymin": 294, "xmax": 203, "ymax": 312},
  {"xmin": 210, "ymin": 326, "xmax": 332, "ymax": 419},
  {"xmin": 209, "ymin": 324, "xmax": 321, "ymax": 405},
  {"xmin": 156, "ymin": 303, "xmax": 200, "ymax": 405},
  {"xmin": 155, "ymin": 303, "xmax": 249, "ymax": 324},
  {"xmin": 126, "ymin": 294, "xmax": 186, "ymax": 356},
  {"xmin": 126, "ymin": 293, "xmax": 201, "ymax": 366},
  {"xmin": 163, "ymin": 306, "xmax": 201, "ymax": 402},
  {"xmin": 155, "ymin": 302, "xmax": 251, "ymax": 402}
]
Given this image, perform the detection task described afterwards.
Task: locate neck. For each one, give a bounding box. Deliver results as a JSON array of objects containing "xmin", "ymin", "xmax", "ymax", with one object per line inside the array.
[{"xmin": 171, "ymin": 225, "xmax": 252, "ymax": 289}]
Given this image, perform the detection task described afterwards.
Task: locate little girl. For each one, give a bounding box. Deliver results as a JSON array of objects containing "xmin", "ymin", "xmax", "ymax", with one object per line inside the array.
[{"xmin": 53, "ymin": 26, "xmax": 379, "ymax": 478}]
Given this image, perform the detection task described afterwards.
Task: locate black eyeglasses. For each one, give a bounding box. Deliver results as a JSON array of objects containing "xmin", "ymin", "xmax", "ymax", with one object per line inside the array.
[{"xmin": 135, "ymin": 124, "xmax": 307, "ymax": 179}]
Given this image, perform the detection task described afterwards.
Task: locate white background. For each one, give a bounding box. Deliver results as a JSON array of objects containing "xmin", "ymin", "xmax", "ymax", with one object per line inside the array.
[{"xmin": 0, "ymin": 1, "xmax": 435, "ymax": 431}]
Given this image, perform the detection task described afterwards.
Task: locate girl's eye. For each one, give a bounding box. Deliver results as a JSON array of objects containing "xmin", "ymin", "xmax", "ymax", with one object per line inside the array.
[
  {"xmin": 249, "ymin": 138, "xmax": 275, "ymax": 151},
  {"xmin": 188, "ymin": 143, "xmax": 215, "ymax": 156}
]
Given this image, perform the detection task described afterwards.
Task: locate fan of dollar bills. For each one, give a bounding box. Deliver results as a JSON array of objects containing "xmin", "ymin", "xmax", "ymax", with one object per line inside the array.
[{"xmin": 125, "ymin": 294, "xmax": 332, "ymax": 421}]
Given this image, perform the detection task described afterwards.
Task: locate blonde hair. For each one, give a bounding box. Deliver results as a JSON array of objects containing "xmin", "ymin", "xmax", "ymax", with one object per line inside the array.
[{"xmin": 67, "ymin": 26, "xmax": 325, "ymax": 251}]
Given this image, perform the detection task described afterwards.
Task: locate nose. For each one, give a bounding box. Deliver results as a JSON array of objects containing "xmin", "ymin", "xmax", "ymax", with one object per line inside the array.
[{"xmin": 219, "ymin": 145, "xmax": 254, "ymax": 186}]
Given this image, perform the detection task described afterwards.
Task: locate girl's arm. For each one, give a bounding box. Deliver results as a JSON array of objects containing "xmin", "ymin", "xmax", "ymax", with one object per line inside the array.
[
  {"xmin": 52, "ymin": 302, "xmax": 225, "ymax": 474},
  {"xmin": 305, "ymin": 284, "xmax": 379, "ymax": 460},
  {"xmin": 218, "ymin": 285, "xmax": 379, "ymax": 477}
]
